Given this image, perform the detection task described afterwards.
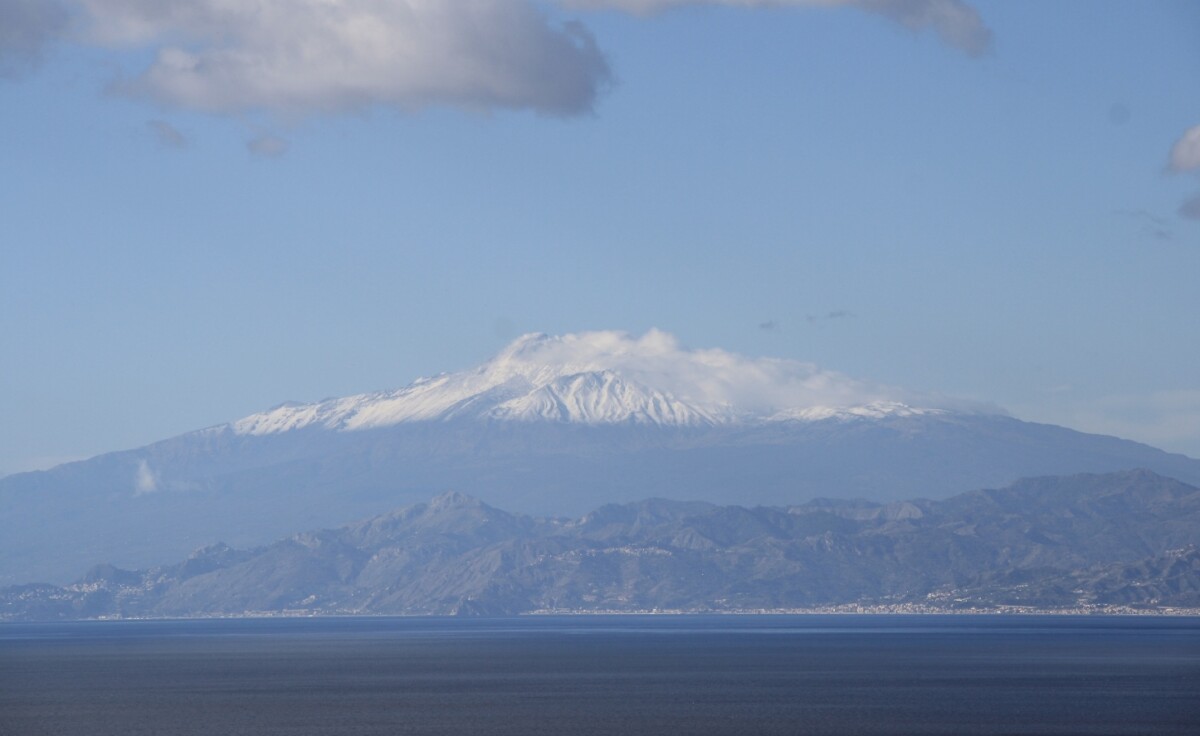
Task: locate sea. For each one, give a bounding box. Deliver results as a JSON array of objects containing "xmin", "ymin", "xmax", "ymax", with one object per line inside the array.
[{"xmin": 1, "ymin": 615, "xmax": 1197, "ymax": 735}]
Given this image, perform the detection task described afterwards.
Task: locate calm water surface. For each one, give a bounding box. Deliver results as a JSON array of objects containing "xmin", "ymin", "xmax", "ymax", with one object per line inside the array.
[{"xmin": 1, "ymin": 615, "xmax": 1197, "ymax": 735}]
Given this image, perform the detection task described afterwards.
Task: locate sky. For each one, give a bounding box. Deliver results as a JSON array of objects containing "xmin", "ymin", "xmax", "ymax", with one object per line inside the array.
[{"xmin": 1, "ymin": 0, "xmax": 1199, "ymax": 476}]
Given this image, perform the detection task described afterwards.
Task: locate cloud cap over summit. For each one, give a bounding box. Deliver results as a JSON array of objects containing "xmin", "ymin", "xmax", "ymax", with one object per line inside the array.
[{"xmin": 229, "ymin": 329, "xmax": 991, "ymax": 435}]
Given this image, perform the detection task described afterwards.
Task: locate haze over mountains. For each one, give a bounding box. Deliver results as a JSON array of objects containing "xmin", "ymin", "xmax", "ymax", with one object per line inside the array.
[
  {"xmin": 4, "ymin": 470, "xmax": 1198, "ymax": 621},
  {"xmin": 3, "ymin": 330, "xmax": 1199, "ymax": 586}
]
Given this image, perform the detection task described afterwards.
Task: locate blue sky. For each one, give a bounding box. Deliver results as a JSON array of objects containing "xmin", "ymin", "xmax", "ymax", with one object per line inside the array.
[{"xmin": 2, "ymin": 0, "xmax": 1199, "ymax": 475}]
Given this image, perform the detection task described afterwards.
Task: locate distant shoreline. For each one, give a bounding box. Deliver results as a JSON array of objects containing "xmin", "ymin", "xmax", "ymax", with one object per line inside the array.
[
  {"xmin": 7, "ymin": 606, "xmax": 1200, "ymax": 624},
  {"xmin": 525, "ymin": 606, "xmax": 1200, "ymax": 617}
]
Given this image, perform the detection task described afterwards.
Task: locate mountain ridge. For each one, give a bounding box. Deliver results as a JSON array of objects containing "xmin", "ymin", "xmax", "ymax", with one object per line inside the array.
[{"xmin": 5, "ymin": 470, "xmax": 1198, "ymax": 621}]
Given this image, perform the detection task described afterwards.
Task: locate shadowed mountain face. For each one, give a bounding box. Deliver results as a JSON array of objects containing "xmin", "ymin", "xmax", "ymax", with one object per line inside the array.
[
  {"xmin": 5, "ymin": 470, "xmax": 1198, "ymax": 620},
  {"xmin": 3, "ymin": 331, "xmax": 1199, "ymax": 586}
]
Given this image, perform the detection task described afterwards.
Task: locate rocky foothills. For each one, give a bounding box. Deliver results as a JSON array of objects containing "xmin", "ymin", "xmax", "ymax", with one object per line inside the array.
[{"xmin": 4, "ymin": 470, "xmax": 1198, "ymax": 620}]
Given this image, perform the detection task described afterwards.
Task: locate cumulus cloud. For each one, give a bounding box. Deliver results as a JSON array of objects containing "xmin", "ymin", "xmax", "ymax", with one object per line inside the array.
[
  {"xmin": 77, "ymin": 0, "xmax": 611, "ymax": 117},
  {"xmin": 1169, "ymin": 125, "xmax": 1200, "ymax": 173},
  {"xmin": 247, "ymin": 134, "xmax": 289, "ymax": 158},
  {"xmin": 147, "ymin": 119, "xmax": 187, "ymax": 148},
  {"xmin": 0, "ymin": 0, "xmax": 69, "ymax": 78},
  {"xmin": 561, "ymin": 0, "xmax": 992, "ymax": 56},
  {"xmin": 9, "ymin": 0, "xmax": 987, "ymax": 123}
]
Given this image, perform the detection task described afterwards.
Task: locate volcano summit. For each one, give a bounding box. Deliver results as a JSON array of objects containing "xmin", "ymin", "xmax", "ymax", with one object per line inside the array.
[{"xmin": 230, "ymin": 329, "xmax": 961, "ymax": 433}]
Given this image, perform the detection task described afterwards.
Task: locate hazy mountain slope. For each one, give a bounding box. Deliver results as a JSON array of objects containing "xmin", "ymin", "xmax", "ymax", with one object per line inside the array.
[
  {"xmin": 5, "ymin": 413, "xmax": 1199, "ymax": 587},
  {"xmin": 5, "ymin": 470, "xmax": 1198, "ymax": 620},
  {"xmin": 3, "ymin": 331, "xmax": 1199, "ymax": 586}
]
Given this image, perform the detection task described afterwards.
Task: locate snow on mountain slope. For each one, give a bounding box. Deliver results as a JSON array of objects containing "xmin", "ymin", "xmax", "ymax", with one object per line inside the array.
[{"xmin": 228, "ymin": 330, "xmax": 964, "ymax": 436}]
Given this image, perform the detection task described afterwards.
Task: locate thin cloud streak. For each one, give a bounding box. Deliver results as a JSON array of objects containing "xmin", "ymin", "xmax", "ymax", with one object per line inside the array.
[
  {"xmin": 247, "ymin": 134, "xmax": 289, "ymax": 158},
  {"xmin": 1114, "ymin": 209, "xmax": 1174, "ymax": 241},
  {"xmin": 147, "ymin": 119, "xmax": 187, "ymax": 148},
  {"xmin": 807, "ymin": 310, "xmax": 857, "ymax": 323}
]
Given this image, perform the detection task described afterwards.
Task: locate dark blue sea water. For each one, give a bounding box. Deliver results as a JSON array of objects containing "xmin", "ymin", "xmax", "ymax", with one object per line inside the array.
[{"xmin": 1, "ymin": 615, "xmax": 1197, "ymax": 735}]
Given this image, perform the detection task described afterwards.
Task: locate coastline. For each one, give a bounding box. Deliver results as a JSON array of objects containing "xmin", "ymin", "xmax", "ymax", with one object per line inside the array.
[{"xmin": 6, "ymin": 605, "xmax": 1200, "ymax": 624}]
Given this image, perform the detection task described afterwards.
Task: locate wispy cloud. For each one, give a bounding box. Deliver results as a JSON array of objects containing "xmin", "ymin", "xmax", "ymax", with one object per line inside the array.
[
  {"xmin": 134, "ymin": 459, "xmax": 158, "ymax": 495},
  {"xmin": 854, "ymin": 0, "xmax": 991, "ymax": 56},
  {"xmin": 1167, "ymin": 125, "xmax": 1200, "ymax": 220},
  {"xmin": 491, "ymin": 328, "xmax": 983, "ymax": 412},
  {"xmin": 562, "ymin": 0, "xmax": 992, "ymax": 56},
  {"xmin": 806, "ymin": 310, "xmax": 856, "ymax": 323},
  {"xmin": 0, "ymin": 0, "xmax": 69, "ymax": 78},
  {"xmin": 1179, "ymin": 193, "xmax": 1200, "ymax": 222},
  {"xmin": 1115, "ymin": 209, "xmax": 1174, "ymax": 241},
  {"xmin": 1169, "ymin": 125, "xmax": 1200, "ymax": 173},
  {"xmin": 247, "ymin": 134, "xmax": 289, "ymax": 158},
  {"xmin": 147, "ymin": 119, "xmax": 187, "ymax": 148}
]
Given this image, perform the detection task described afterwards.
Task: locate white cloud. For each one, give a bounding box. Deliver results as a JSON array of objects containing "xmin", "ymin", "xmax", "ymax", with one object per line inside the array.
[
  {"xmin": 9, "ymin": 0, "xmax": 988, "ymax": 122},
  {"xmin": 231, "ymin": 329, "xmax": 999, "ymax": 435},
  {"xmin": 560, "ymin": 0, "xmax": 992, "ymax": 56},
  {"xmin": 134, "ymin": 459, "xmax": 158, "ymax": 495},
  {"xmin": 0, "ymin": 0, "xmax": 69, "ymax": 77},
  {"xmin": 1167, "ymin": 125, "xmax": 1200, "ymax": 218},
  {"xmin": 484, "ymin": 329, "xmax": 984, "ymax": 413},
  {"xmin": 77, "ymin": 0, "xmax": 611, "ymax": 117},
  {"xmin": 1169, "ymin": 124, "xmax": 1200, "ymax": 173}
]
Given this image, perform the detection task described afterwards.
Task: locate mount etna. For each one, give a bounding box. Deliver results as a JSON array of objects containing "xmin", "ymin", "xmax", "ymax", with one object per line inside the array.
[{"xmin": 3, "ymin": 330, "xmax": 1198, "ymax": 586}]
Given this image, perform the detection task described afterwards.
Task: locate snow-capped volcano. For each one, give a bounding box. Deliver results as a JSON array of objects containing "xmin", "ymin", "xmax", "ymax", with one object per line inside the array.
[
  {"xmin": 230, "ymin": 330, "xmax": 949, "ymax": 435},
  {"xmin": 6, "ymin": 329, "xmax": 1200, "ymax": 588}
]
